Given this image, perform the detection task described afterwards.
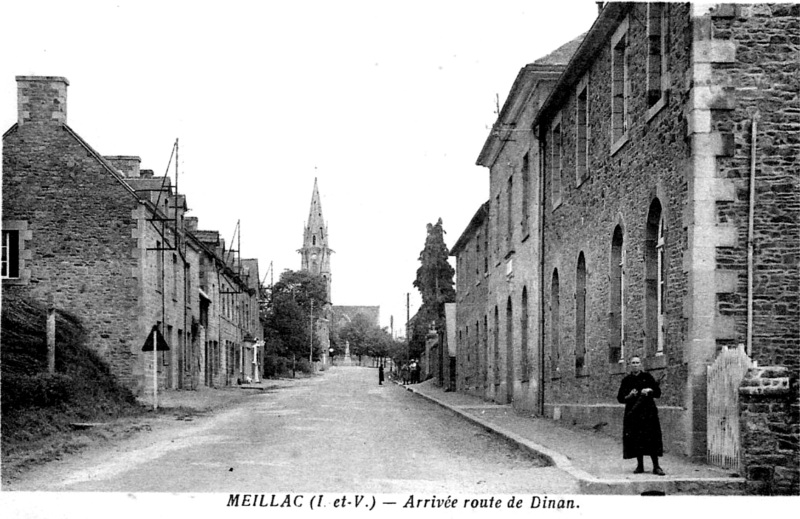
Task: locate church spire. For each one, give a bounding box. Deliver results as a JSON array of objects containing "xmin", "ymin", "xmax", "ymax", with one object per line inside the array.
[{"xmin": 299, "ymin": 178, "xmax": 332, "ymax": 302}]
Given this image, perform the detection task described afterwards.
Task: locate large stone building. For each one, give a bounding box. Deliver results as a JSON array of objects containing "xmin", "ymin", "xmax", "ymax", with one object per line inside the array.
[
  {"xmin": 2, "ymin": 76, "xmax": 264, "ymax": 394},
  {"xmin": 455, "ymin": 1, "xmax": 798, "ymax": 480}
]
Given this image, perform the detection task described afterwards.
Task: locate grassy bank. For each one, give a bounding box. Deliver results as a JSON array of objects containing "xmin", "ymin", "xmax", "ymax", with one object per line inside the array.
[{"xmin": 1, "ymin": 294, "xmax": 147, "ymax": 479}]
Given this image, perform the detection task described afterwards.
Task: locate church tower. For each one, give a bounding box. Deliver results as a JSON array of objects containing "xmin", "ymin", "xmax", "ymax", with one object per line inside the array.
[{"xmin": 299, "ymin": 178, "xmax": 332, "ymax": 303}]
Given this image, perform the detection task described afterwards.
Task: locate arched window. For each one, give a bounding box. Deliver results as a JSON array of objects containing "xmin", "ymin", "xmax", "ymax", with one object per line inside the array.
[
  {"xmin": 506, "ymin": 297, "xmax": 514, "ymax": 403},
  {"xmin": 551, "ymin": 269, "xmax": 561, "ymax": 376},
  {"xmin": 475, "ymin": 320, "xmax": 480, "ymax": 389},
  {"xmin": 313, "ymin": 236, "xmax": 316, "ymax": 245},
  {"xmin": 576, "ymin": 252, "xmax": 586, "ymax": 373},
  {"xmin": 645, "ymin": 199, "xmax": 665, "ymax": 356},
  {"xmin": 521, "ymin": 287, "xmax": 529, "ymax": 381},
  {"xmin": 493, "ymin": 306, "xmax": 500, "ymax": 386},
  {"xmin": 610, "ymin": 225, "xmax": 625, "ymax": 363},
  {"xmin": 483, "ymin": 315, "xmax": 489, "ymax": 388}
]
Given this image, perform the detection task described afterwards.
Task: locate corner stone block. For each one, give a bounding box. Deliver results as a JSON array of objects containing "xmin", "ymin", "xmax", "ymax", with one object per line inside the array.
[
  {"xmin": 694, "ymin": 40, "xmax": 737, "ymax": 63},
  {"xmin": 715, "ymin": 314, "xmax": 737, "ymax": 340},
  {"xmin": 715, "ymin": 270, "xmax": 738, "ymax": 293}
]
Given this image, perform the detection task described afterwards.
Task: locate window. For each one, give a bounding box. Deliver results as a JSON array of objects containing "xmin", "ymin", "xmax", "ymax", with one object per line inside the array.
[
  {"xmin": 522, "ymin": 152, "xmax": 530, "ymax": 236},
  {"xmin": 521, "ymin": 287, "xmax": 529, "ymax": 381},
  {"xmin": 647, "ymin": 3, "xmax": 668, "ymax": 112},
  {"xmin": 483, "ymin": 224, "xmax": 489, "ymax": 274},
  {"xmin": 576, "ymin": 80, "xmax": 589, "ymax": 184},
  {"xmin": 494, "ymin": 194, "xmax": 501, "ymax": 260},
  {"xmin": 646, "ymin": 199, "xmax": 666, "ymax": 356},
  {"xmin": 506, "ymin": 175, "xmax": 514, "ymax": 244},
  {"xmin": 1, "ymin": 230, "xmax": 19, "ymax": 279},
  {"xmin": 172, "ymin": 254, "xmax": 178, "ymax": 301},
  {"xmin": 550, "ymin": 119, "xmax": 563, "ymax": 208},
  {"xmin": 156, "ymin": 240, "xmax": 164, "ymax": 293},
  {"xmin": 493, "ymin": 306, "xmax": 500, "ymax": 385},
  {"xmin": 506, "ymin": 297, "xmax": 514, "ymax": 403},
  {"xmin": 576, "ymin": 253, "xmax": 587, "ymax": 374},
  {"xmin": 551, "ymin": 269, "xmax": 561, "ymax": 377},
  {"xmin": 611, "ymin": 18, "xmax": 630, "ymax": 149},
  {"xmin": 483, "ymin": 315, "xmax": 489, "ymax": 388},
  {"xmin": 475, "ymin": 235, "xmax": 481, "ymax": 279},
  {"xmin": 609, "ymin": 226, "xmax": 625, "ymax": 363}
]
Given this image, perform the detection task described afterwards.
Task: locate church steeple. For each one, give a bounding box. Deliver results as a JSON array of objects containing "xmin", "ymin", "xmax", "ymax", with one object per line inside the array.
[{"xmin": 299, "ymin": 178, "xmax": 332, "ymax": 302}]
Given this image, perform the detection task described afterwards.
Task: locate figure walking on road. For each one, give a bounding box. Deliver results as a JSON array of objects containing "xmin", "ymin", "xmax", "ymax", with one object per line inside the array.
[
  {"xmin": 401, "ymin": 363, "xmax": 409, "ymax": 385},
  {"xmin": 378, "ymin": 364, "xmax": 384, "ymax": 385},
  {"xmin": 616, "ymin": 355, "xmax": 665, "ymax": 476}
]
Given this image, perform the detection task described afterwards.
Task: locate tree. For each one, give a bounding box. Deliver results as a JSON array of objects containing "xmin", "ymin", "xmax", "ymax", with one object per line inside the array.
[
  {"xmin": 339, "ymin": 314, "xmax": 375, "ymax": 360},
  {"xmin": 263, "ymin": 270, "xmax": 328, "ymax": 363},
  {"xmin": 410, "ymin": 218, "xmax": 455, "ymax": 357}
]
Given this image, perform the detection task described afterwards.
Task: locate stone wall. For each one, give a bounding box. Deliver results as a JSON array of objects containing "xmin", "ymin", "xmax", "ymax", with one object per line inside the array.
[
  {"xmin": 453, "ymin": 204, "xmax": 489, "ymax": 398},
  {"xmin": 739, "ymin": 365, "xmax": 799, "ymax": 495},
  {"xmin": 3, "ymin": 106, "xmax": 142, "ymax": 389},
  {"xmin": 540, "ymin": 4, "xmax": 693, "ymax": 415},
  {"xmin": 709, "ymin": 4, "xmax": 800, "ymax": 370}
]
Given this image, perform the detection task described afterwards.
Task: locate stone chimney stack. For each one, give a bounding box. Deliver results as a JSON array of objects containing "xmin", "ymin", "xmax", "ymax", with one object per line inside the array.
[
  {"xmin": 185, "ymin": 217, "xmax": 199, "ymax": 233},
  {"xmin": 104, "ymin": 156, "xmax": 141, "ymax": 178},
  {"xmin": 16, "ymin": 76, "xmax": 69, "ymax": 126},
  {"xmin": 140, "ymin": 169, "xmax": 154, "ymax": 178}
]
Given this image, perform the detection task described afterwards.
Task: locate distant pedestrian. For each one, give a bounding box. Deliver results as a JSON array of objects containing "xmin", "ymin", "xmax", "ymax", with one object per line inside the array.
[
  {"xmin": 410, "ymin": 360, "xmax": 420, "ymax": 384},
  {"xmin": 378, "ymin": 364, "xmax": 385, "ymax": 385},
  {"xmin": 617, "ymin": 355, "xmax": 665, "ymax": 476},
  {"xmin": 401, "ymin": 363, "xmax": 410, "ymax": 385}
]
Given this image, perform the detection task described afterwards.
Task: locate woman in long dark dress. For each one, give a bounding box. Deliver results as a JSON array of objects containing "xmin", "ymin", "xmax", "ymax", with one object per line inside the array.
[{"xmin": 616, "ymin": 356, "xmax": 665, "ymax": 475}]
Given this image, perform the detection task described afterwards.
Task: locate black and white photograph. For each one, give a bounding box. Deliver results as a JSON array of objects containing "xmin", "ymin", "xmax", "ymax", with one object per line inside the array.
[{"xmin": 1, "ymin": 1, "xmax": 798, "ymax": 517}]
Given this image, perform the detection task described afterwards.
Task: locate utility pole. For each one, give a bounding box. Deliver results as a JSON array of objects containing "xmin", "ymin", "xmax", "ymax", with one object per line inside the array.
[
  {"xmin": 406, "ymin": 293, "xmax": 410, "ymax": 366},
  {"xmin": 310, "ymin": 299, "xmax": 314, "ymax": 363}
]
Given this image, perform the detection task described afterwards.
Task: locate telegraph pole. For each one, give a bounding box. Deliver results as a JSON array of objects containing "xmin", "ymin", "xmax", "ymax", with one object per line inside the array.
[
  {"xmin": 406, "ymin": 293, "xmax": 410, "ymax": 366},
  {"xmin": 310, "ymin": 299, "xmax": 314, "ymax": 363}
]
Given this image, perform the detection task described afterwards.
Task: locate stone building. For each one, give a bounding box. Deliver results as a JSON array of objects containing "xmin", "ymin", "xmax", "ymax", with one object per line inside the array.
[
  {"xmin": 2, "ymin": 76, "xmax": 263, "ymax": 395},
  {"xmin": 298, "ymin": 178, "xmax": 333, "ymax": 362},
  {"xmin": 459, "ymin": 1, "xmax": 798, "ymax": 474},
  {"xmin": 450, "ymin": 201, "xmax": 490, "ymax": 398}
]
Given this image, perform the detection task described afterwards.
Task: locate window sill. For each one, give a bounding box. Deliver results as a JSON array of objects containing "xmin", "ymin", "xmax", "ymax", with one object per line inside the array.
[
  {"xmin": 608, "ymin": 361, "xmax": 627, "ymax": 375},
  {"xmin": 551, "ymin": 198, "xmax": 563, "ymax": 212},
  {"xmin": 645, "ymin": 92, "xmax": 668, "ymax": 123},
  {"xmin": 2, "ymin": 277, "xmax": 28, "ymax": 286},
  {"xmin": 645, "ymin": 353, "xmax": 667, "ymax": 371},
  {"xmin": 610, "ymin": 133, "xmax": 629, "ymax": 156},
  {"xmin": 575, "ymin": 174, "xmax": 589, "ymax": 189}
]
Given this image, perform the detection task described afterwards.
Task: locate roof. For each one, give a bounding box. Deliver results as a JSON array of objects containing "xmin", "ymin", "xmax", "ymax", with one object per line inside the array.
[
  {"xmin": 533, "ymin": 2, "xmax": 632, "ymax": 129},
  {"xmin": 476, "ymin": 34, "xmax": 585, "ymax": 167},
  {"xmin": 450, "ymin": 201, "xmax": 490, "ymax": 256}
]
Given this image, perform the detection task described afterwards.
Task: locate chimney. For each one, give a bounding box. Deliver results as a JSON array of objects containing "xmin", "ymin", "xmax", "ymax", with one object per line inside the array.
[
  {"xmin": 185, "ymin": 217, "xmax": 199, "ymax": 233},
  {"xmin": 16, "ymin": 76, "xmax": 69, "ymax": 126},
  {"xmin": 140, "ymin": 169, "xmax": 154, "ymax": 178},
  {"xmin": 104, "ymin": 156, "xmax": 141, "ymax": 178}
]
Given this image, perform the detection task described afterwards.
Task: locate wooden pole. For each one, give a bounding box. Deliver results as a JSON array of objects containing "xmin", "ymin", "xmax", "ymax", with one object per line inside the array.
[{"xmin": 153, "ymin": 327, "xmax": 158, "ymax": 410}]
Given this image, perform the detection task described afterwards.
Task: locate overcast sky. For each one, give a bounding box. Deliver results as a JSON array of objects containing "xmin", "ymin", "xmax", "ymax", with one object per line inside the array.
[{"xmin": 1, "ymin": 0, "xmax": 599, "ymax": 333}]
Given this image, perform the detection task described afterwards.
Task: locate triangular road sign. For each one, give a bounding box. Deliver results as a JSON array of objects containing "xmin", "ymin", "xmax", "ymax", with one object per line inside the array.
[{"xmin": 142, "ymin": 325, "xmax": 170, "ymax": 351}]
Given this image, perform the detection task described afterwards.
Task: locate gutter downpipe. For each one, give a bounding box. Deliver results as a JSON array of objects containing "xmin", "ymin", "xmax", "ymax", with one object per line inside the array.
[
  {"xmin": 537, "ymin": 128, "xmax": 547, "ymax": 416},
  {"xmin": 747, "ymin": 118, "xmax": 757, "ymax": 356}
]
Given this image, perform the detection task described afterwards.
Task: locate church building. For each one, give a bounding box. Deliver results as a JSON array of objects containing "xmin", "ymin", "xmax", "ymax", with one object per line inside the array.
[{"xmin": 298, "ymin": 179, "xmax": 380, "ymax": 365}]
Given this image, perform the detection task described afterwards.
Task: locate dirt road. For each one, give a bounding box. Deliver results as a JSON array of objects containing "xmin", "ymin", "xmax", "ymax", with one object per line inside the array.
[{"xmin": 4, "ymin": 366, "xmax": 578, "ymax": 493}]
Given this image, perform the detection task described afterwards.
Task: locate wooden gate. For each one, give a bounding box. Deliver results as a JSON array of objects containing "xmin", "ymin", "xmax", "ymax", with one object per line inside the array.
[{"xmin": 707, "ymin": 344, "xmax": 752, "ymax": 471}]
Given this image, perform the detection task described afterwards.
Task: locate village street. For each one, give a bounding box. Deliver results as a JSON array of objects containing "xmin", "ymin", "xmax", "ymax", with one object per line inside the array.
[{"xmin": 6, "ymin": 366, "xmax": 578, "ymax": 493}]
